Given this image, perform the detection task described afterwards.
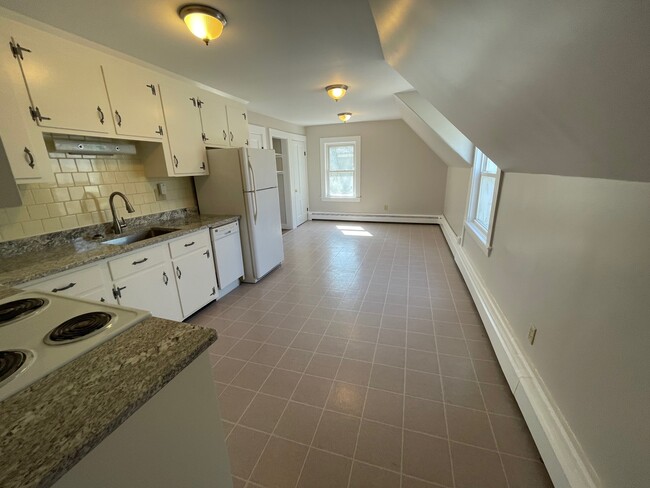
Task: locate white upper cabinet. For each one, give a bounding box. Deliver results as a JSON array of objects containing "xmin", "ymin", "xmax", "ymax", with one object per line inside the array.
[
  {"xmin": 226, "ymin": 104, "xmax": 249, "ymax": 147},
  {"xmin": 158, "ymin": 79, "xmax": 208, "ymax": 176},
  {"xmin": 102, "ymin": 64, "xmax": 165, "ymax": 140},
  {"xmin": 197, "ymin": 90, "xmax": 230, "ymax": 147},
  {"xmin": 0, "ymin": 43, "xmax": 52, "ymax": 184},
  {"xmin": 8, "ymin": 26, "xmax": 111, "ymax": 134}
]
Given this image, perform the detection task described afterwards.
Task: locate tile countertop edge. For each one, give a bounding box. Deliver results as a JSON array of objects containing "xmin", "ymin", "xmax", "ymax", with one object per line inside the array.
[
  {"xmin": 0, "ymin": 312, "xmax": 218, "ymax": 488},
  {"xmin": 0, "ymin": 214, "xmax": 239, "ymax": 287}
]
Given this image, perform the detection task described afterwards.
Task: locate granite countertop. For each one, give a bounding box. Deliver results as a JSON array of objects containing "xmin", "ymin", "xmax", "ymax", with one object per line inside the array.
[
  {"xmin": 0, "ymin": 212, "xmax": 239, "ymax": 286},
  {"xmin": 0, "ymin": 287, "xmax": 218, "ymax": 488}
]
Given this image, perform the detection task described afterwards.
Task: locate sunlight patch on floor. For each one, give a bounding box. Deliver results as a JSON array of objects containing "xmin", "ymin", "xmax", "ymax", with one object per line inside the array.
[{"xmin": 336, "ymin": 225, "xmax": 373, "ymax": 237}]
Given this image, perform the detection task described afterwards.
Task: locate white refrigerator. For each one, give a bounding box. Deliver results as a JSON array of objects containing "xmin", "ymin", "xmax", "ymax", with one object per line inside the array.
[{"xmin": 194, "ymin": 147, "xmax": 284, "ymax": 283}]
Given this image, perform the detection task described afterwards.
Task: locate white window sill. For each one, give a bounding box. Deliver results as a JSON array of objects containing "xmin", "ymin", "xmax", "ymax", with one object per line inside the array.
[
  {"xmin": 321, "ymin": 197, "xmax": 361, "ymax": 203},
  {"xmin": 464, "ymin": 220, "xmax": 492, "ymax": 256}
]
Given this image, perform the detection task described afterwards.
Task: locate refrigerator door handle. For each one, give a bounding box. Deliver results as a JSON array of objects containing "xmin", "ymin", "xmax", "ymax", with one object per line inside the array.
[
  {"xmin": 247, "ymin": 159, "xmax": 258, "ymax": 192},
  {"xmin": 247, "ymin": 159, "xmax": 259, "ymax": 223},
  {"xmin": 252, "ymin": 189, "xmax": 258, "ymax": 223}
]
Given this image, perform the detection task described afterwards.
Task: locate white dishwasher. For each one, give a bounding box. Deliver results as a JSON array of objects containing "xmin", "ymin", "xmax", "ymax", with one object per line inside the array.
[{"xmin": 211, "ymin": 221, "xmax": 245, "ymax": 298}]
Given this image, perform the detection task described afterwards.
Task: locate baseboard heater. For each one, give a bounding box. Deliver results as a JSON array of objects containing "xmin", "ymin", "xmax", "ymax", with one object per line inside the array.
[{"xmin": 309, "ymin": 212, "xmax": 441, "ymax": 224}]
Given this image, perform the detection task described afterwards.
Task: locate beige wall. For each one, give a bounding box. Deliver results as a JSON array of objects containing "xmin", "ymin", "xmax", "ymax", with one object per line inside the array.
[
  {"xmin": 445, "ymin": 171, "xmax": 650, "ymax": 486},
  {"xmin": 0, "ymin": 152, "xmax": 196, "ymax": 242},
  {"xmin": 306, "ymin": 119, "xmax": 447, "ymax": 215},
  {"xmin": 443, "ymin": 166, "xmax": 471, "ymax": 235}
]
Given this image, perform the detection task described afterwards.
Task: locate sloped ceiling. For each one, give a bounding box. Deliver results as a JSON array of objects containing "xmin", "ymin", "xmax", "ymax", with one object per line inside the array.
[
  {"xmin": 368, "ymin": 0, "xmax": 650, "ymax": 182},
  {"xmin": 395, "ymin": 91, "xmax": 473, "ymax": 168}
]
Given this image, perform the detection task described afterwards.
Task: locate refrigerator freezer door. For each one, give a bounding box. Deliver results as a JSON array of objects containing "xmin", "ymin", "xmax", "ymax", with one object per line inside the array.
[
  {"xmin": 242, "ymin": 148, "xmax": 278, "ymax": 192},
  {"xmin": 245, "ymin": 187, "xmax": 284, "ymax": 280}
]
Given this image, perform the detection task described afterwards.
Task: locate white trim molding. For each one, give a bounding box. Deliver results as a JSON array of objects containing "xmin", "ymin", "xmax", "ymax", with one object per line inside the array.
[
  {"xmin": 309, "ymin": 212, "xmax": 440, "ymax": 224},
  {"xmin": 440, "ymin": 216, "xmax": 599, "ymax": 488}
]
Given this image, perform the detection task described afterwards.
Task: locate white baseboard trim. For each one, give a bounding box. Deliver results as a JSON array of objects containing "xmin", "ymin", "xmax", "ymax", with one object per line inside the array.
[
  {"xmin": 439, "ymin": 216, "xmax": 599, "ymax": 488},
  {"xmin": 308, "ymin": 211, "xmax": 441, "ymax": 224}
]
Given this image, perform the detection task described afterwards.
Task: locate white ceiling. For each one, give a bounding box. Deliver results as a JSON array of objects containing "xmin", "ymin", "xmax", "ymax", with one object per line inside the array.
[{"xmin": 0, "ymin": 0, "xmax": 412, "ymax": 127}]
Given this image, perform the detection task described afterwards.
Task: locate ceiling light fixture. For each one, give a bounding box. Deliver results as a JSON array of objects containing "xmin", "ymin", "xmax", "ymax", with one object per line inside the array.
[
  {"xmin": 179, "ymin": 5, "xmax": 227, "ymax": 45},
  {"xmin": 325, "ymin": 84, "xmax": 348, "ymax": 101},
  {"xmin": 338, "ymin": 112, "xmax": 352, "ymax": 123}
]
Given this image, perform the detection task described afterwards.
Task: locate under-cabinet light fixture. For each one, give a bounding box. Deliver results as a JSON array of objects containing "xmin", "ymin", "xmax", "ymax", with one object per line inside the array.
[
  {"xmin": 338, "ymin": 112, "xmax": 352, "ymax": 123},
  {"xmin": 179, "ymin": 5, "xmax": 227, "ymax": 45},
  {"xmin": 325, "ymin": 84, "xmax": 348, "ymax": 101}
]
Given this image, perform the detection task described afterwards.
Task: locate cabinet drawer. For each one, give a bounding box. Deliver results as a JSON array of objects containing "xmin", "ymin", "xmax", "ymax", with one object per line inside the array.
[
  {"xmin": 23, "ymin": 265, "xmax": 105, "ymax": 296},
  {"xmin": 168, "ymin": 230, "xmax": 211, "ymax": 258},
  {"xmin": 109, "ymin": 244, "xmax": 168, "ymax": 280}
]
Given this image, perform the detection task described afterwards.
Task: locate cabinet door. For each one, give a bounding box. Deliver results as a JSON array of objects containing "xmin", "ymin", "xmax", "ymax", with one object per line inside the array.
[
  {"xmin": 226, "ymin": 104, "xmax": 249, "ymax": 147},
  {"xmin": 115, "ymin": 262, "xmax": 183, "ymax": 322},
  {"xmin": 214, "ymin": 233, "xmax": 245, "ymax": 289},
  {"xmin": 197, "ymin": 91, "xmax": 229, "ymax": 147},
  {"xmin": 158, "ymin": 80, "xmax": 208, "ymax": 175},
  {"xmin": 173, "ymin": 246, "xmax": 218, "ymax": 318},
  {"xmin": 9, "ymin": 30, "xmax": 110, "ymax": 133},
  {"xmin": 0, "ymin": 53, "xmax": 51, "ymax": 182},
  {"xmin": 102, "ymin": 64, "xmax": 164, "ymax": 140}
]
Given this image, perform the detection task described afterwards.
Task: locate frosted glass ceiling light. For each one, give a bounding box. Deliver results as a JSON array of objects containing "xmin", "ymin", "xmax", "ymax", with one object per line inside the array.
[
  {"xmin": 338, "ymin": 112, "xmax": 352, "ymax": 123},
  {"xmin": 179, "ymin": 5, "xmax": 227, "ymax": 45},
  {"xmin": 326, "ymin": 84, "xmax": 348, "ymax": 101}
]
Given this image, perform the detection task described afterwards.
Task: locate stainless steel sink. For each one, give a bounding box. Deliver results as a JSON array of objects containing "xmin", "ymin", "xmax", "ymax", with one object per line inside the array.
[{"xmin": 101, "ymin": 227, "xmax": 179, "ymax": 246}]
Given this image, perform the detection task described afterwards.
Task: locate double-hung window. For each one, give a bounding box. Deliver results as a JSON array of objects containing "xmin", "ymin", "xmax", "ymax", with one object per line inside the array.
[
  {"xmin": 465, "ymin": 147, "xmax": 502, "ymax": 255},
  {"xmin": 320, "ymin": 136, "xmax": 361, "ymax": 202}
]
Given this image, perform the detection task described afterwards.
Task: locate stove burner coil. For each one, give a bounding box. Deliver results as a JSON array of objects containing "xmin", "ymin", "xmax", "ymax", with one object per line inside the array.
[
  {"xmin": 0, "ymin": 350, "xmax": 28, "ymax": 384},
  {"xmin": 0, "ymin": 298, "xmax": 47, "ymax": 325},
  {"xmin": 46, "ymin": 312, "xmax": 113, "ymax": 344}
]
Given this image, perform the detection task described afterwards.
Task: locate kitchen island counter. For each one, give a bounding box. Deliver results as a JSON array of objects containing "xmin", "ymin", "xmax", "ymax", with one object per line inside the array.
[
  {"xmin": 0, "ymin": 285, "xmax": 218, "ymax": 488},
  {"xmin": 0, "ymin": 210, "xmax": 239, "ymax": 286}
]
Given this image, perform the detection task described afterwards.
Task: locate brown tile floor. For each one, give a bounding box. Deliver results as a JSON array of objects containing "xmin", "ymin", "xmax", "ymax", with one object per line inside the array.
[{"xmin": 190, "ymin": 221, "xmax": 554, "ymax": 488}]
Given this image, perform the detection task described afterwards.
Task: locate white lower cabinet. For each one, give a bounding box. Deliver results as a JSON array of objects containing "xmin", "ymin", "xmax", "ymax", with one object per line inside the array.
[
  {"xmin": 112, "ymin": 261, "xmax": 183, "ymax": 322},
  {"xmin": 172, "ymin": 247, "xmax": 218, "ymax": 318},
  {"xmin": 22, "ymin": 263, "xmax": 115, "ymax": 305},
  {"xmin": 22, "ymin": 228, "xmax": 223, "ymax": 321}
]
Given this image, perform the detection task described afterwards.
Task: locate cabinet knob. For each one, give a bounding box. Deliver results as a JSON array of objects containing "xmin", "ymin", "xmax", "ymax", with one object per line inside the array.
[
  {"xmin": 200, "ymin": 162, "xmax": 206, "ymax": 170},
  {"xmin": 146, "ymin": 84, "xmax": 157, "ymax": 95},
  {"xmin": 173, "ymin": 155, "xmax": 179, "ymax": 167},
  {"xmin": 97, "ymin": 106, "xmax": 105, "ymax": 124},
  {"xmin": 176, "ymin": 266, "xmax": 182, "ymax": 279},
  {"xmin": 115, "ymin": 110, "xmax": 122, "ymax": 127},
  {"xmin": 223, "ymin": 130, "xmax": 227, "ymax": 141},
  {"xmin": 163, "ymin": 271, "xmax": 169, "ymax": 285},
  {"xmin": 155, "ymin": 125, "xmax": 164, "ymax": 135},
  {"xmin": 230, "ymin": 131, "xmax": 234, "ymax": 142}
]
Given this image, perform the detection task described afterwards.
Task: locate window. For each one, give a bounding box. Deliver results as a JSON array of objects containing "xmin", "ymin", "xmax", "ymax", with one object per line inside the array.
[
  {"xmin": 465, "ymin": 147, "xmax": 502, "ymax": 255},
  {"xmin": 320, "ymin": 136, "xmax": 360, "ymax": 202}
]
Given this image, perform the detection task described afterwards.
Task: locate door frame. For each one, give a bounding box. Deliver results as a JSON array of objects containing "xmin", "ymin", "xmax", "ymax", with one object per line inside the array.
[{"xmin": 268, "ymin": 129, "xmax": 308, "ymax": 230}]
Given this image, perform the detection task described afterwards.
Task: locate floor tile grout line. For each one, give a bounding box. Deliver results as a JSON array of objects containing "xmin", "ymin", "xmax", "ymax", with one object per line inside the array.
[
  {"xmin": 238, "ymin": 246, "xmax": 342, "ymax": 486},
  {"xmin": 346, "ymin": 238, "xmax": 391, "ymax": 488},
  {"xmin": 429, "ymin": 232, "xmax": 457, "ymax": 488},
  {"xmin": 438, "ymin": 229, "xmax": 512, "ymax": 488}
]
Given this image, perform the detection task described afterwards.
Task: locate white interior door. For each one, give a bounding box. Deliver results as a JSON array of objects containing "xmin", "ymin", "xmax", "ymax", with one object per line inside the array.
[
  {"xmin": 290, "ymin": 139, "xmax": 309, "ymax": 227},
  {"xmin": 248, "ymin": 124, "xmax": 267, "ymax": 149},
  {"xmin": 245, "ymin": 188, "xmax": 284, "ymax": 279}
]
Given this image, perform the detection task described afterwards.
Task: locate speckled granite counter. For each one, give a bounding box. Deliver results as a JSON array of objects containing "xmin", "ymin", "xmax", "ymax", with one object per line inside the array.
[
  {"xmin": 0, "ymin": 212, "xmax": 238, "ymax": 286},
  {"xmin": 0, "ymin": 286, "xmax": 217, "ymax": 488}
]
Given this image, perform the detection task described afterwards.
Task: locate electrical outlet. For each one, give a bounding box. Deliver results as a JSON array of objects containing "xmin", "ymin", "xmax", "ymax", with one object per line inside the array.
[
  {"xmin": 384, "ymin": 204, "xmax": 388, "ymax": 211},
  {"xmin": 528, "ymin": 325, "xmax": 537, "ymax": 345}
]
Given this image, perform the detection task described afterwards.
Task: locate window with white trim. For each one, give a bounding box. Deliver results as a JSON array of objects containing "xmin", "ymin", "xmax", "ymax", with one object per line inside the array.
[
  {"xmin": 320, "ymin": 136, "xmax": 360, "ymax": 202},
  {"xmin": 465, "ymin": 147, "xmax": 502, "ymax": 255}
]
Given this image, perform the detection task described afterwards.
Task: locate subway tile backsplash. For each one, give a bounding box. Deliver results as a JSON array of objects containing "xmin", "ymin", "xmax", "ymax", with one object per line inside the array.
[{"xmin": 0, "ymin": 153, "xmax": 197, "ymax": 242}]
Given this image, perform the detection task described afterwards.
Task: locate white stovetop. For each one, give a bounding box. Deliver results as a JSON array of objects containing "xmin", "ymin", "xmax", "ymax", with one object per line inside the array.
[{"xmin": 0, "ymin": 291, "xmax": 150, "ymax": 402}]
